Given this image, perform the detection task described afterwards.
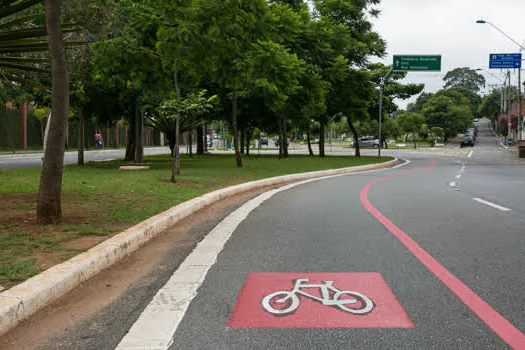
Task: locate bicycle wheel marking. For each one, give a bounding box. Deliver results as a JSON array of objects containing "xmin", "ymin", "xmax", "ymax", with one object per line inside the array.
[{"xmin": 228, "ymin": 272, "xmax": 414, "ymax": 328}]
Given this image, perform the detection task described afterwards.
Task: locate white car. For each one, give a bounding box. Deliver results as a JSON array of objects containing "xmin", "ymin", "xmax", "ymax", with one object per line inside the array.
[{"xmin": 351, "ymin": 136, "xmax": 379, "ymax": 148}]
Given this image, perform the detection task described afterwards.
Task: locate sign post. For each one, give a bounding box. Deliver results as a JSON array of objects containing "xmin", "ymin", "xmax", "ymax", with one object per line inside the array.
[
  {"xmin": 377, "ymin": 55, "xmax": 442, "ymax": 158},
  {"xmin": 489, "ymin": 53, "xmax": 522, "ymax": 142}
]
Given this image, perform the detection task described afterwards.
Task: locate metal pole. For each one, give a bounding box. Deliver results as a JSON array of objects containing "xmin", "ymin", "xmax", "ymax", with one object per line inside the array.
[
  {"xmin": 506, "ymin": 71, "xmax": 511, "ymax": 141},
  {"xmin": 378, "ymin": 67, "xmax": 393, "ymax": 158},
  {"xmin": 518, "ymin": 67, "xmax": 522, "ymax": 141},
  {"xmin": 378, "ymin": 86, "xmax": 383, "ymax": 158}
]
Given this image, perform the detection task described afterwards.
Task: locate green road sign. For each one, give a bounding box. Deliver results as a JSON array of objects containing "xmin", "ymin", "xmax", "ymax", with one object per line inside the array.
[{"xmin": 393, "ymin": 55, "xmax": 442, "ymax": 71}]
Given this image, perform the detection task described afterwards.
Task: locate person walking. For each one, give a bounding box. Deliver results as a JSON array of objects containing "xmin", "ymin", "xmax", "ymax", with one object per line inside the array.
[{"xmin": 94, "ymin": 131, "xmax": 103, "ymax": 149}]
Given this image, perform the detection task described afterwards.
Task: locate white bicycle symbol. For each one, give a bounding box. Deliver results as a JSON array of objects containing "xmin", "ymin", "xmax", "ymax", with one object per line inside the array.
[{"xmin": 261, "ymin": 278, "xmax": 374, "ymax": 315}]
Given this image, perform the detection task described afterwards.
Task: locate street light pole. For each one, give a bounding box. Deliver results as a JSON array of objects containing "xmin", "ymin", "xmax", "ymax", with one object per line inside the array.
[
  {"xmin": 476, "ymin": 19, "xmax": 525, "ymax": 141},
  {"xmin": 378, "ymin": 67, "xmax": 393, "ymax": 158}
]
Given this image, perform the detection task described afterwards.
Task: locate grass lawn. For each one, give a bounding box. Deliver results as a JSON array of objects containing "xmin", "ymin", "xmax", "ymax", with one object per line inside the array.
[{"xmin": 0, "ymin": 154, "xmax": 392, "ymax": 289}]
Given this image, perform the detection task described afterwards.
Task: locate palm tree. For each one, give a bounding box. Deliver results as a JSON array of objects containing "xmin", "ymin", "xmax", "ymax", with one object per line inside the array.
[{"xmin": 0, "ymin": 0, "xmax": 78, "ymax": 87}]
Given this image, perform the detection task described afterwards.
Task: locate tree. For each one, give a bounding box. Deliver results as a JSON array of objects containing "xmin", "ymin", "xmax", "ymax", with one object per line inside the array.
[
  {"xmin": 422, "ymin": 95, "xmax": 472, "ymax": 141},
  {"xmin": 437, "ymin": 87, "xmax": 482, "ymax": 115},
  {"xmin": 367, "ymin": 63, "xmax": 424, "ymax": 147},
  {"xmin": 185, "ymin": 0, "xmax": 305, "ymax": 167},
  {"xmin": 497, "ymin": 114, "xmax": 518, "ymax": 137},
  {"xmin": 443, "ymin": 67, "xmax": 486, "ymax": 93},
  {"xmin": 408, "ymin": 92, "xmax": 433, "ymax": 113},
  {"xmin": 153, "ymin": 90, "xmax": 217, "ymax": 182},
  {"xmin": 89, "ymin": 0, "xmax": 166, "ymax": 163},
  {"xmin": 478, "ymin": 89, "xmax": 501, "ymax": 124},
  {"xmin": 396, "ymin": 112, "xmax": 424, "ymax": 148},
  {"xmin": 37, "ymin": 0, "xmax": 69, "ymax": 224}
]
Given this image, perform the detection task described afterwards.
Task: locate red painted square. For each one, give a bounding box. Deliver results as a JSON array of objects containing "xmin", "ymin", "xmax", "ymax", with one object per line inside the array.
[{"xmin": 228, "ymin": 272, "xmax": 414, "ymax": 328}]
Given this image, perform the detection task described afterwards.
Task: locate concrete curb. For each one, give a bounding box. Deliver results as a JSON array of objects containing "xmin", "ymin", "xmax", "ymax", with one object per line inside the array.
[{"xmin": 0, "ymin": 158, "xmax": 401, "ymax": 336}]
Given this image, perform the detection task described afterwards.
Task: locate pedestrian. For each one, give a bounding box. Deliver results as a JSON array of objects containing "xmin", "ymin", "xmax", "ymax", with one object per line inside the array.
[{"xmin": 95, "ymin": 131, "xmax": 103, "ymax": 149}]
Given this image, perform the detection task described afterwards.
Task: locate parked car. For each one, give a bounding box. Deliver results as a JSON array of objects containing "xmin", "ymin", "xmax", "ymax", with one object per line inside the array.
[
  {"xmin": 260, "ymin": 137, "xmax": 268, "ymax": 146},
  {"xmin": 473, "ymin": 118, "xmax": 479, "ymax": 123},
  {"xmin": 460, "ymin": 135, "xmax": 475, "ymax": 148},
  {"xmin": 351, "ymin": 136, "xmax": 379, "ymax": 148}
]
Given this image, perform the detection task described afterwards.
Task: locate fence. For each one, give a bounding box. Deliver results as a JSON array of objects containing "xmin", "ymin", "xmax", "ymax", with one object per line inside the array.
[{"xmin": 0, "ymin": 108, "xmax": 162, "ymax": 152}]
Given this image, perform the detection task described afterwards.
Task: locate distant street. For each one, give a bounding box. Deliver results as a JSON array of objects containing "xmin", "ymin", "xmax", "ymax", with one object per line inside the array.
[
  {"xmin": 0, "ymin": 141, "xmax": 470, "ymax": 171},
  {"xmin": 0, "ymin": 147, "xmax": 171, "ymax": 170}
]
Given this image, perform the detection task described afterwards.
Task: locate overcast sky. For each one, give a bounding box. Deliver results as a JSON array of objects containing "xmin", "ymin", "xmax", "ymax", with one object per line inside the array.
[{"xmin": 371, "ymin": 0, "xmax": 525, "ymax": 108}]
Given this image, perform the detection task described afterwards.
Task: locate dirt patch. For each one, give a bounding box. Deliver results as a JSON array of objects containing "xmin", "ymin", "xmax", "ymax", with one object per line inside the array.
[
  {"xmin": 61, "ymin": 236, "xmax": 108, "ymax": 250},
  {"xmin": 0, "ymin": 187, "xmax": 267, "ymax": 350},
  {"xmin": 0, "ymin": 193, "xmax": 139, "ymax": 289},
  {"xmin": 33, "ymin": 251, "xmax": 65, "ymax": 270}
]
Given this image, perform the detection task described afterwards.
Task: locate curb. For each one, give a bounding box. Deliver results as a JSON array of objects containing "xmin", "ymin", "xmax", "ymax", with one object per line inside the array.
[{"xmin": 0, "ymin": 158, "xmax": 401, "ymax": 336}]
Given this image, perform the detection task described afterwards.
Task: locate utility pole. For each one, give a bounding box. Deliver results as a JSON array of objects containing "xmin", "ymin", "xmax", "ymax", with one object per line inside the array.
[
  {"xmin": 378, "ymin": 67, "xmax": 393, "ymax": 158},
  {"xmin": 518, "ymin": 66, "xmax": 522, "ymax": 141},
  {"xmin": 507, "ymin": 70, "xmax": 512, "ymax": 141}
]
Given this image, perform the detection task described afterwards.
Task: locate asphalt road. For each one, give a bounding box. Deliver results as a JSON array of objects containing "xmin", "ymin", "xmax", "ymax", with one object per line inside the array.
[
  {"xmin": 0, "ymin": 147, "xmax": 172, "ymax": 170},
  {"xmin": 33, "ymin": 119, "xmax": 525, "ymax": 349},
  {"xmin": 0, "ymin": 141, "xmax": 466, "ymax": 170}
]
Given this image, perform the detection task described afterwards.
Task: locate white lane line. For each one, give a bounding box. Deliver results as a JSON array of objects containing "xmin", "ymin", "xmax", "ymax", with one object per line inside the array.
[
  {"xmin": 449, "ymin": 181, "xmax": 457, "ymax": 187},
  {"xmin": 115, "ymin": 162, "xmax": 410, "ymax": 350},
  {"xmin": 473, "ymin": 198, "xmax": 512, "ymax": 212},
  {"xmin": 456, "ymin": 174, "xmax": 462, "ymax": 179},
  {"xmin": 467, "ymin": 150, "xmax": 473, "ymax": 158}
]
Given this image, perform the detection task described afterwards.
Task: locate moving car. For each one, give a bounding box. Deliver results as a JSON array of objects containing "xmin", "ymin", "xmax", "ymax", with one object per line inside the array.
[{"xmin": 460, "ymin": 135, "xmax": 475, "ymax": 148}]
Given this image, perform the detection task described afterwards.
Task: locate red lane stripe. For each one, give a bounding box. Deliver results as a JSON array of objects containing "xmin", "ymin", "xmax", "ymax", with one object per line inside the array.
[{"xmin": 360, "ymin": 161, "xmax": 525, "ymax": 349}]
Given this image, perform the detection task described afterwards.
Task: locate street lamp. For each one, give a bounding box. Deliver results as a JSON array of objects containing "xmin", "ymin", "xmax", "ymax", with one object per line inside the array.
[
  {"xmin": 477, "ymin": 19, "xmax": 524, "ymax": 141},
  {"xmin": 378, "ymin": 67, "xmax": 393, "ymax": 158}
]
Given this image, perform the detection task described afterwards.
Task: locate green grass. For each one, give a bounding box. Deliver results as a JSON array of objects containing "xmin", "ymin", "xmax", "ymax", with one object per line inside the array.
[{"xmin": 0, "ymin": 154, "xmax": 392, "ymax": 288}]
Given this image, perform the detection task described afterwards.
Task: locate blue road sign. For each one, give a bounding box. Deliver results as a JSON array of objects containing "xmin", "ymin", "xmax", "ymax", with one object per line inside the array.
[{"xmin": 489, "ymin": 53, "xmax": 522, "ymax": 69}]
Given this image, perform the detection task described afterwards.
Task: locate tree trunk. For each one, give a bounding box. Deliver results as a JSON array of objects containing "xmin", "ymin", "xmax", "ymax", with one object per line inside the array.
[
  {"xmin": 174, "ymin": 69, "xmax": 181, "ymax": 177},
  {"xmin": 383, "ymin": 139, "xmax": 388, "ymax": 149},
  {"xmin": 204, "ymin": 123, "xmax": 208, "ymax": 153},
  {"xmin": 188, "ymin": 131, "xmax": 193, "ymax": 157},
  {"xmin": 347, "ymin": 117, "xmax": 360, "ymax": 158},
  {"xmin": 124, "ymin": 118, "xmax": 136, "ymax": 162},
  {"xmin": 77, "ymin": 109, "xmax": 84, "ymax": 166},
  {"xmin": 277, "ymin": 115, "xmax": 284, "ymax": 159},
  {"xmin": 197, "ymin": 126, "xmax": 204, "ymax": 155},
  {"xmin": 231, "ymin": 89, "xmax": 242, "ymax": 167},
  {"xmin": 37, "ymin": 0, "xmax": 69, "ymax": 224},
  {"xmin": 319, "ymin": 116, "xmax": 326, "ymax": 157},
  {"xmin": 134, "ymin": 95, "xmax": 144, "ymax": 163},
  {"xmin": 240, "ymin": 126, "xmax": 245, "ymax": 154},
  {"xmin": 105, "ymin": 122, "xmax": 110, "ymax": 149},
  {"xmin": 413, "ymin": 134, "xmax": 417, "ymax": 149},
  {"xmin": 282, "ymin": 119, "xmax": 289, "ymax": 158},
  {"xmin": 114, "ymin": 121, "xmax": 119, "ymax": 148},
  {"xmin": 21, "ymin": 101, "xmax": 27, "ymax": 149},
  {"xmin": 306, "ymin": 128, "xmax": 314, "ymax": 156},
  {"xmin": 246, "ymin": 132, "xmax": 251, "ymax": 156}
]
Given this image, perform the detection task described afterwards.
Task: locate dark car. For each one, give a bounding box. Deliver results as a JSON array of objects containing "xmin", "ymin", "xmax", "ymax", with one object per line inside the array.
[
  {"xmin": 260, "ymin": 138, "xmax": 268, "ymax": 146},
  {"xmin": 460, "ymin": 135, "xmax": 475, "ymax": 148}
]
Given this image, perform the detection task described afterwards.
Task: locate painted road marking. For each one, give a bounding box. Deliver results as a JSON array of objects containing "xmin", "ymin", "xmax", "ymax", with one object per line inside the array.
[
  {"xmin": 360, "ymin": 161, "xmax": 525, "ymax": 348},
  {"xmin": 261, "ymin": 277, "xmax": 374, "ymax": 315},
  {"xmin": 468, "ymin": 150, "xmax": 473, "ymax": 158},
  {"xmin": 473, "ymin": 198, "xmax": 512, "ymax": 212},
  {"xmin": 228, "ymin": 273, "xmax": 413, "ymax": 328},
  {"xmin": 116, "ymin": 165, "xmax": 408, "ymax": 349}
]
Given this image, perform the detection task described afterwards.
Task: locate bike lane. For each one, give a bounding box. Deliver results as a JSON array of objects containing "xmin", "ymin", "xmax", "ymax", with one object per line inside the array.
[{"xmin": 127, "ymin": 157, "xmax": 511, "ymax": 349}]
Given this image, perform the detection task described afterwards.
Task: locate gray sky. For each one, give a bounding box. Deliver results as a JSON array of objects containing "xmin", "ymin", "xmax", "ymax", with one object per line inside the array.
[{"xmin": 371, "ymin": 0, "xmax": 525, "ymax": 109}]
